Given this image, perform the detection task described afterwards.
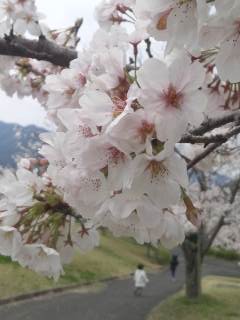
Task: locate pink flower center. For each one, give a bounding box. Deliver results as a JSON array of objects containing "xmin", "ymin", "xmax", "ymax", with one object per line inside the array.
[
  {"xmin": 116, "ymin": 4, "xmax": 129, "ymax": 14},
  {"xmin": 25, "ymin": 14, "xmax": 34, "ymax": 23},
  {"xmin": 161, "ymin": 84, "xmax": 183, "ymax": 109},
  {"xmin": 111, "ymin": 96, "xmax": 126, "ymax": 118},
  {"xmin": 65, "ymin": 87, "xmax": 76, "ymax": 97},
  {"xmin": 138, "ymin": 120, "xmax": 154, "ymax": 143},
  {"xmin": 107, "ymin": 147, "xmax": 125, "ymax": 165},
  {"xmin": 3, "ymin": 1, "xmax": 14, "ymax": 14},
  {"xmin": 77, "ymin": 73, "xmax": 86, "ymax": 87},
  {"xmin": 78, "ymin": 125, "xmax": 94, "ymax": 138},
  {"xmin": 111, "ymin": 77, "xmax": 130, "ymax": 117},
  {"xmin": 146, "ymin": 160, "xmax": 168, "ymax": 179}
]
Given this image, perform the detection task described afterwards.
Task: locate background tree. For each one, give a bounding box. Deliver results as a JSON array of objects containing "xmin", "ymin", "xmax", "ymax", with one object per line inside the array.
[{"xmin": 178, "ymin": 142, "xmax": 240, "ymax": 298}]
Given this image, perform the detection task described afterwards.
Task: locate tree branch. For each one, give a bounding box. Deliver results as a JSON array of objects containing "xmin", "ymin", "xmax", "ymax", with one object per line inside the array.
[
  {"xmin": 189, "ymin": 111, "xmax": 240, "ymax": 137},
  {"xmin": 187, "ymin": 126, "xmax": 240, "ymax": 169},
  {"xmin": 229, "ymin": 175, "xmax": 240, "ymax": 204},
  {"xmin": 201, "ymin": 215, "xmax": 225, "ymax": 257},
  {"xmin": 180, "ymin": 133, "xmax": 229, "ymax": 145},
  {"xmin": 0, "ymin": 35, "xmax": 77, "ymax": 67},
  {"xmin": 145, "ymin": 38, "xmax": 153, "ymax": 58},
  {"xmin": 187, "ymin": 142, "xmax": 221, "ymax": 170}
]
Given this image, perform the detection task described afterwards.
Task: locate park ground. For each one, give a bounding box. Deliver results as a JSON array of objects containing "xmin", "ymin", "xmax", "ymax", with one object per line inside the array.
[
  {"xmin": 148, "ymin": 276, "xmax": 240, "ymax": 320},
  {"xmin": 0, "ymin": 250, "xmax": 239, "ymax": 320},
  {"xmin": 0, "ymin": 231, "xmax": 169, "ymax": 299}
]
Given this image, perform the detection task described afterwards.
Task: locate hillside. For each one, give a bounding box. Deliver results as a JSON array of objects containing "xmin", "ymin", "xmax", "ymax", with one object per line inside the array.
[
  {"xmin": 0, "ymin": 121, "xmax": 46, "ymax": 168},
  {"xmin": 0, "ymin": 232, "xmax": 170, "ymax": 299}
]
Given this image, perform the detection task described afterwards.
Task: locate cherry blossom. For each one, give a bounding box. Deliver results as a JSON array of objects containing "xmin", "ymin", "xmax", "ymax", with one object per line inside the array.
[
  {"xmin": 135, "ymin": 0, "xmax": 210, "ymax": 53},
  {"xmin": 137, "ymin": 53, "xmax": 207, "ymax": 141},
  {"xmin": 95, "ymin": 0, "xmax": 136, "ymax": 29},
  {"xmin": 44, "ymin": 68, "xmax": 86, "ymax": 111},
  {"xmin": 0, "ymin": 168, "xmax": 44, "ymax": 207},
  {"xmin": 0, "ymin": 0, "xmax": 43, "ymax": 36},
  {"xmin": 15, "ymin": 244, "xmax": 63, "ymax": 281},
  {"xmin": 0, "ymin": 226, "xmax": 22, "ymax": 258},
  {"xmin": 214, "ymin": 1, "xmax": 240, "ymax": 83}
]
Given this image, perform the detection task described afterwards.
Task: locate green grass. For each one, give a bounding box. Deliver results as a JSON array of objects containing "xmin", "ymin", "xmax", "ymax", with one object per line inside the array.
[
  {"xmin": 208, "ymin": 247, "xmax": 240, "ymax": 261},
  {"xmin": 148, "ymin": 276, "xmax": 240, "ymax": 320},
  {"xmin": 0, "ymin": 232, "xmax": 169, "ymax": 299}
]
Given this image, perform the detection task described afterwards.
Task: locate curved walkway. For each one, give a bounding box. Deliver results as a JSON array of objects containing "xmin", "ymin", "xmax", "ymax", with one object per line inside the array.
[{"xmin": 0, "ymin": 257, "xmax": 239, "ymax": 320}]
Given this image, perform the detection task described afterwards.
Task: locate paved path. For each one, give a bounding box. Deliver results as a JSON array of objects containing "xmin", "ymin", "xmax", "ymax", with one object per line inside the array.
[{"xmin": 0, "ymin": 257, "xmax": 239, "ymax": 320}]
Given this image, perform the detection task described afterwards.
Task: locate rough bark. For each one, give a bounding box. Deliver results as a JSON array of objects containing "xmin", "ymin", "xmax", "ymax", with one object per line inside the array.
[
  {"xmin": 0, "ymin": 35, "xmax": 77, "ymax": 67},
  {"xmin": 188, "ymin": 111, "xmax": 240, "ymax": 136},
  {"xmin": 182, "ymin": 233, "xmax": 202, "ymax": 299},
  {"xmin": 187, "ymin": 125, "xmax": 240, "ymax": 169}
]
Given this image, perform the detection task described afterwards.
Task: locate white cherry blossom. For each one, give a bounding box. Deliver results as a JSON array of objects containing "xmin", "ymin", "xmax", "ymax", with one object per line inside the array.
[
  {"xmin": 0, "ymin": 168, "xmax": 44, "ymax": 207},
  {"xmin": 106, "ymin": 108, "xmax": 155, "ymax": 154},
  {"xmin": 15, "ymin": 244, "xmax": 63, "ymax": 281},
  {"xmin": 214, "ymin": 1, "xmax": 240, "ymax": 83},
  {"xmin": 137, "ymin": 53, "xmax": 207, "ymax": 141},
  {"xmin": 0, "ymin": 226, "xmax": 22, "ymax": 258},
  {"xmin": 125, "ymin": 150, "xmax": 188, "ymax": 209}
]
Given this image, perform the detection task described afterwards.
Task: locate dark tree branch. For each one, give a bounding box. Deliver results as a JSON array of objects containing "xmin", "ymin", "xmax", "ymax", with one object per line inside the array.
[
  {"xmin": 187, "ymin": 126, "xmax": 240, "ymax": 169},
  {"xmin": 189, "ymin": 111, "xmax": 240, "ymax": 137},
  {"xmin": 229, "ymin": 175, "xmax": 240, "ymax": 204},
  {"xmin": 174, "ymin": 147, "xmax": 190, "ymax": 162},
  {"xmin": 145, "ymin": 38, "xmax": 153, "ymax": 58},
  {"xmin": 201, "ymin": 215, "xmax": 225, "ymax": 257},
  {"xmin": 180, "ymin": 133, "xmax": 229, "ymax": 145},
  {"xmin": 187, "ymin": 142, "xmax": 221, "ymax": 169},
  {"xmin": 193, "ymin": 169, "xmax": 208, "ymax": 192},
  {"xmin": 0, "ymin": 35, "xmax": 77, "ymax": 67}
]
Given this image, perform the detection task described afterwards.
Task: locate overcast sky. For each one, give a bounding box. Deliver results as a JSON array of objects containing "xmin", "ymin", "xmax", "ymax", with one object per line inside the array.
[{"xmin": 0, "ymin": 0, "xmax": 100, "ymax": 128}]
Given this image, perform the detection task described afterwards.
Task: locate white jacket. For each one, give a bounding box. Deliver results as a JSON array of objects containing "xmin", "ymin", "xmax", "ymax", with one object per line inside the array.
[{"xmin": 134, "ymin": 269, "xmax": 149, "ymax": 287}]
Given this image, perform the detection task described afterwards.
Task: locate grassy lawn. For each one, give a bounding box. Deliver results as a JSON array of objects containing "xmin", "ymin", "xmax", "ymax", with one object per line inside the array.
[
  {"xmin": 148, "ymin": 276, "xmax": 240, "ymax": 320},
  {"xmin": 208, "ymin": 247, "xmax": 240, "ymax": 261},
  {"xmin": 0, "ymin": 232, "xmax": 169, "ymax": 299}
]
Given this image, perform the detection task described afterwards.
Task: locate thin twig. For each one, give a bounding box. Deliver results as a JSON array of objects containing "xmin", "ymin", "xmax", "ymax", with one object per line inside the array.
[
  {"xmin": 187, "ymin": 143, "xmax": 221, "ymax": 169},
  {"xmin": 145, "ymin": 38, "xmax": 153, "ymax": 58},
  {"xmin": 180, "ymin": 133, "xmax": 228, "ymax": 145},
  {"xmin": 187, "ymin": 126, "xmax": 240, "ymax": 169},
  {"xmin": 189, "ymin": 111, "xmax": 240, "ymax": 136}
]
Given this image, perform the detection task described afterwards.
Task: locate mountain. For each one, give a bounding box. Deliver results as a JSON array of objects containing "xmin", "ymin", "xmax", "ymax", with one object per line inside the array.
[{"xmin": 0, "ymin": 121, "xmax": 46, "ymax": 168}]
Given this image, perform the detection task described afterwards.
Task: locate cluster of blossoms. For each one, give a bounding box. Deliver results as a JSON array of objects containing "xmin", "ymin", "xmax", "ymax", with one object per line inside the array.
[
  {"xmin": 0, "ymin": 160, "xmax": 99, "ymax": 279},
  {"xmin": 0, "ymin": 0, "xmax": 43, "ymax": 36},
  {"xmin": 40, "ymin": 40, "xmax": 202, "ymax": 249},
  {"xmin": 0, "ymin": 14, "xmax": 81, "ymax": 104},
  {"xmin": 0, "ymin": 0, "xmax": 240, "ymax": 279}
]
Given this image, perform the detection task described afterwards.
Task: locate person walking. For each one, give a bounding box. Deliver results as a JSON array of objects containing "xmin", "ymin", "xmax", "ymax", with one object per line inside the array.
[
  {"xmin": 170, "ymin": 254, "xmax": 179, "ymax": 281},
  {"xmin": 133, "ymin": 264, "xmax": 149, "ymax": 296}
]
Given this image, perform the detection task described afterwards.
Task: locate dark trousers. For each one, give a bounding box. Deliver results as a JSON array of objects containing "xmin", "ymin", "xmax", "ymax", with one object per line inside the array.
[
  {"xmin": 170, "ymin": 267, "xmax": 177, "ymax": 278},
  {"xmin": 134, "ymin": 287, "xmax": 143, "ymax": 296}
]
